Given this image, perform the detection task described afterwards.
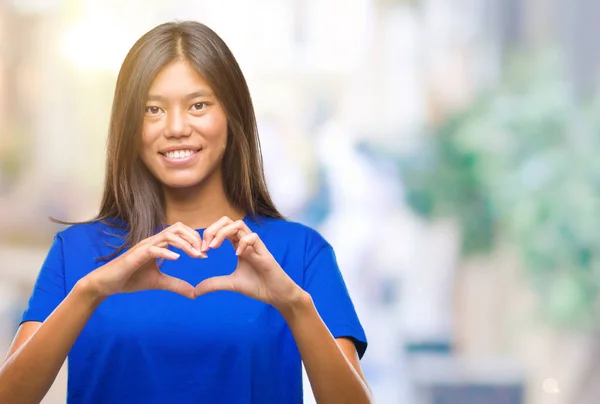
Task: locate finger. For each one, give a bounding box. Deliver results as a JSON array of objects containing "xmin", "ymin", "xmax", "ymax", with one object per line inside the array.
[
  {"xmin": 124, "ymin": 245, "xmax": 179, "ymax": 269},
  {"xmin": 171, "ymin": 228, "xmax": 207, "ymax": 258},
  {"xmin": 202, "ymin": 216, "xmax": 234, "ymax": 251},
  {"xmin": 235, "ymin": 232, "xmax": 260, "ymax": 256},
  {"xmin": 154, "ymin": 238, "xmax": 203, "ymax": 258},
  {"xmin": 168, "ymin": 222, "xmax": 203, "ymax": 253},
  {"xmin": 194, "ymin": 275, "xmax": 235, "ymax": 297},
  {"xmin": 161, "ymin": 232, "xmax": 203, "ymax": 258},
  {"xmin": 154, "ymin": 274, "xmax": 196, "ymax": 299},
  {"xmin": 209, "ymin": 220, "xmax": 251, "ymax": 250},
  {"xmin": 147, "ymin": 245, "xmax": 181, "ymax": 261}
]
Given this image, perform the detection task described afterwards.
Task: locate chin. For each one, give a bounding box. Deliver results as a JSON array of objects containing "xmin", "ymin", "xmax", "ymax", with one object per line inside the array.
[
  {"xmin": 160, "ymin": 176, "xmax": 207, "ymax": 190},
  {"xmin": 151, "ymin": 164, "xmax": 221, "ymax": 191}
]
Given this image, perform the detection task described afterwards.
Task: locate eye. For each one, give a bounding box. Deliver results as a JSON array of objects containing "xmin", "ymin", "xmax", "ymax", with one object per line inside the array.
[
  {"xmin": 190, "ymin": 102, "xmax": 208, "ymax": 111},
  {"xmin": 145, "ymin": 106, "xmax": 162, "ymax": 115}
]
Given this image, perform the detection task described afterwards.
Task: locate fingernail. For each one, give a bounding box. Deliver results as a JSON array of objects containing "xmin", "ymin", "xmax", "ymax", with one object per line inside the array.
[
  {"xmin": 201, "ymin": 240, "xmax": 208, "ymax": 251},
  {"xmin": 192, "ymin": 248, "xmax": 201, "ymax": 256},
  {"xmin": 235, "ymin": 247, "xmax": 241, "ymax": 256},
  {"xmin": 209, "ymin": 239, "xmax": 217, "ymax": 248},
  {"xmin": 170, "ymin": 252, "xmax": 180, "ymax": 259}
]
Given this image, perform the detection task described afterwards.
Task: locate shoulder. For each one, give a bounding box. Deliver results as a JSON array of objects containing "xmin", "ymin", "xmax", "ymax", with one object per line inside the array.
[
  {"xmin": 248, "ymin": 216, "xmax": 325, "ymax": 241},
  {"xmin": 247, "ymin": 216, "xmax": 331, "ymax": 258},
  {"xmin": 58, "ymin": 219, "xmax": 123, "ymax": 237},
  {"xmin": 56, "ymin": 219, "xmax": 127, "ymax": 251}
]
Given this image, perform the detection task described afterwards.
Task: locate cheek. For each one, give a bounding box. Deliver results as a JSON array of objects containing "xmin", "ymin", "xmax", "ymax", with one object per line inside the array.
[
  {"xmin": 141, "ymin": 121, "xmax": 158, "ymax": 143},
  {"xmin": 139, "ymin": 127, "xmax": 158, "ymax": 164},
  {"xmin": 194, "ymin": 113, "xmax": 228, "ymax": 144},
  {"xmin": 141, "ymin": 120, "xmax": 161, "ymax": 144}
]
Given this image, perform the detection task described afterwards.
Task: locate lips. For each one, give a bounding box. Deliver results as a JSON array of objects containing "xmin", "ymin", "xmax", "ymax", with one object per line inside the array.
[
  {"xmin": 158, "ymin": 147, "xmax": 201, "ymax": 166},
  {"xmin": 161, "ymin": 149, "xmax": 198, "ymax": 159},
  {"xmin": 158, "ymin": 144, "xmax": 201, "ymax": 153}
]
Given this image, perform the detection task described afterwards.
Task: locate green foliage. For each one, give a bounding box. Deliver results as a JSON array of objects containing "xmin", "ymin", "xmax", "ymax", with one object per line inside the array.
[{"xmin": 401, "ymin": 51, "xmax": 600, "ymax": 329}]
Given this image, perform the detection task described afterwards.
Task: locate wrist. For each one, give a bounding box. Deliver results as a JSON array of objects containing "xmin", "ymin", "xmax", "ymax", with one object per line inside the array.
[
  {"xmin": 74, "ymin": 276, "xmax": 108, "ymax": 306},
  {"xmin": 276, "ymin": 288, "xmax": 312, "ymax": 322}
]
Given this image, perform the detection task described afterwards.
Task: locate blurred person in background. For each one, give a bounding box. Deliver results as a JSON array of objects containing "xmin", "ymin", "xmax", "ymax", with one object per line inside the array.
[{"xmin": 0, "ymin": 21, "xmax": 370, "ymax": 404}]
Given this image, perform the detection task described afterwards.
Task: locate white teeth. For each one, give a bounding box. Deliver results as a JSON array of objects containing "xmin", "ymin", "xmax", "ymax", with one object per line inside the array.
[{"xmin": 164, "ymin": 150, "xmax": 196, "ymax": 159}]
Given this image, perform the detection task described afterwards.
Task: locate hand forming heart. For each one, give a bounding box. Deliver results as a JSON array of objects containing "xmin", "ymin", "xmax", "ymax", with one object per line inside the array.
[
  {"xmin": 82, "ymin": 217, "xmax": 304, "ymax": 312},
  {"xmin": 194, "ymin": 216, "xmax": 303, "ymax": 310}
]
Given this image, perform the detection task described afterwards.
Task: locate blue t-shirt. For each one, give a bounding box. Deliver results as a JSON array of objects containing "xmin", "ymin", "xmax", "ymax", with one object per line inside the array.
[{"xmin": 21, "ymin": 216, "xmax": 367, "ymax": 403}]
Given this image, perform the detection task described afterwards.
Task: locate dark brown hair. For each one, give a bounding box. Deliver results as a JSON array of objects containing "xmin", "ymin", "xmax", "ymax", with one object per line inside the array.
[{"xmin": 56, "ymin": 21, "xmax": 283, "ymax": 258}]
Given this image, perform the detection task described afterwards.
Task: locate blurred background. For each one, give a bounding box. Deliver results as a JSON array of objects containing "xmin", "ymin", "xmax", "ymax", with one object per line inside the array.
[{"xmin": 1, "ymin": 0, "xmax": 600, "ymax": 403}]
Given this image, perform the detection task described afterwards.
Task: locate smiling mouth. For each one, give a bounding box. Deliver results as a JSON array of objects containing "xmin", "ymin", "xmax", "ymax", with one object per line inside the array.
[{"xmin": 159, "ymin": 149, "xmax": 200, "ymax": 160}]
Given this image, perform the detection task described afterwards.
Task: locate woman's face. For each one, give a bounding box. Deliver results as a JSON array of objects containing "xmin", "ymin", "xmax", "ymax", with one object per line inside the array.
[{"xmin": 140, "ymin": 59, "xmax": 228, "ymax": 189}]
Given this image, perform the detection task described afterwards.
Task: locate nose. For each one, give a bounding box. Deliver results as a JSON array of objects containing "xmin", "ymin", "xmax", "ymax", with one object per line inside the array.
[{"xmin": 164, "ymin": 109, "xmax": 192, "ymax": 138}]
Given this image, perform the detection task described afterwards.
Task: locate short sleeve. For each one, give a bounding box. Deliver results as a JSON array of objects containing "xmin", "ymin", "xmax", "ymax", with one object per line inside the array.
[
  {"xmin": 20, "ymin": 234, "xmax": 67, "ymax": 324},
  {"xmin": 303, "ymin": 243, "xmax": 368, "ymax": 358}
]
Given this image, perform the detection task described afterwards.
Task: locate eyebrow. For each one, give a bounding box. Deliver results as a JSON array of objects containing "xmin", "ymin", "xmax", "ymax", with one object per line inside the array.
[{"xmin": 146, "ymin": 90, "xmax": 214, "ymax": 102}]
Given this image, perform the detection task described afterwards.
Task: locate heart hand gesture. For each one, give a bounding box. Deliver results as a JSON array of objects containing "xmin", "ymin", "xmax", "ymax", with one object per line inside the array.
[
  {"xmin": 84, "ymin": 222, "xmax": 205, "ymax": 299},
  {"xmin": 194, "ymin": 217, "xmax": 304, "ymax": 311}
]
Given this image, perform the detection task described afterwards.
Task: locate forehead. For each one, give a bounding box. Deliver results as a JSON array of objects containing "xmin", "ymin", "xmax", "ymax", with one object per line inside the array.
[{"xmin": 148, "ymin": 60, "xmax": 214, "ymax": 97}]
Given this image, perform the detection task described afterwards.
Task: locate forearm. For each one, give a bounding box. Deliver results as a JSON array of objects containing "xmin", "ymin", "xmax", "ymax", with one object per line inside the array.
[
  {"xmin": 0, "ymin": 280, "xmax": 104, "ymax": 404},
  {"xmin": 280, "ymin": 292, "xmax": 373, "ymax": 404}
]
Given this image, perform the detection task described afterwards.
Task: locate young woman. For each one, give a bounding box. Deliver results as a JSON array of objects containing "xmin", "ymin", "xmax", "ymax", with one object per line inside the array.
[{"xmin": 0, "ymin": 21, "xmax": 370, "ymax": 403}]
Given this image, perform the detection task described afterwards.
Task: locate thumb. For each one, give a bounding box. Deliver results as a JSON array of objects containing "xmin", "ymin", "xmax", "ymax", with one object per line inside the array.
[
  {"xmin": 154, "ymin": 274, "xmax": 196, "ymax": 299},
  {"xmin": 194, "ymin": 275, "xmax": 235, "ymax": 297}
]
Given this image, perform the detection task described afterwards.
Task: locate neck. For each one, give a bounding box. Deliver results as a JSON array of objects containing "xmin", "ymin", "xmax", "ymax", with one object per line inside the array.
[{"xmin": 163, "ymin": 170, "xmax": 245, "ymax": 230}]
